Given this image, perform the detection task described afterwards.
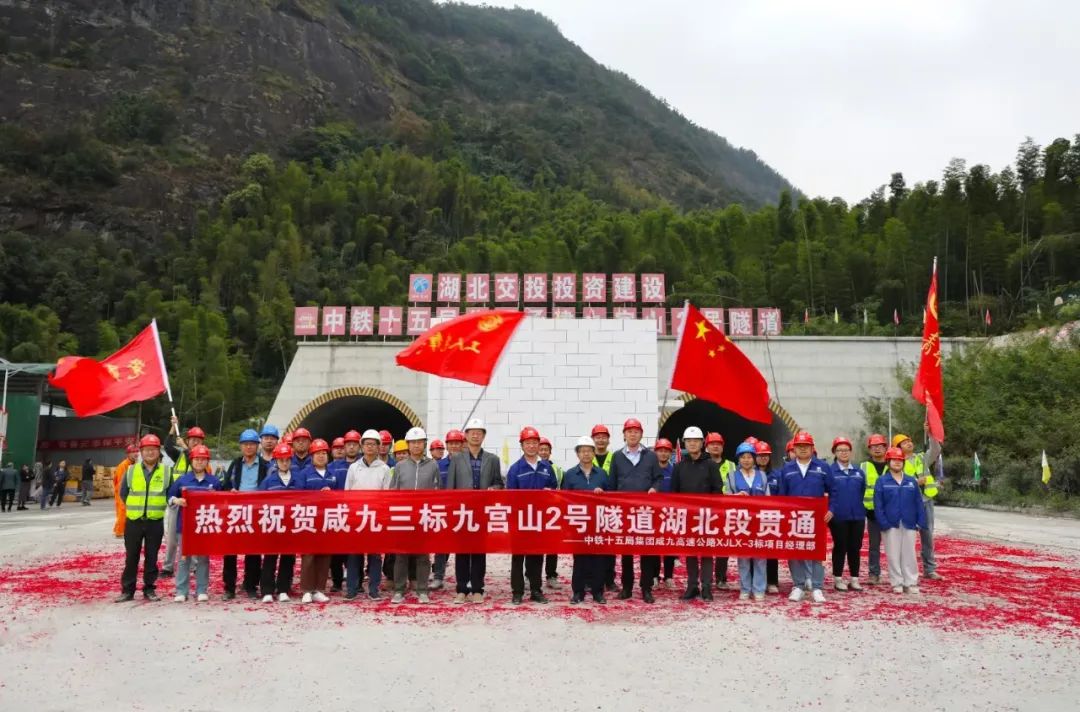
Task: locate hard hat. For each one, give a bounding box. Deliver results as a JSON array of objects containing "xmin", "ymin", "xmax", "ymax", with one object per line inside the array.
[
  {"xmin": 393, "ymin": 439, "xmax": 408, "ymax": 453},
  {"xmin": 405, "ymin": 426, "xmax": 427, "ymax": 442},
  {"xmin": 189, "ymin": 444, "xmax": 211, "ymax": 460},
  {"xmin": 186, "ymin": 426, "xmax": 206, "ymax": 440},
  {"xmin": 519, "ymin": 426, "xmax": 540, "ymax": 442},
  {"xmin": 125, "ymin": 444, "xmax": 139, "ymax": 454},
  {"xmin": 744, "ymin": 436, "xmax": 760, "ymax": 446},
  {"xmin": 308, "ymin": 438, "xmax": 330, "ymax": 454},
  {"xmin": 705, "ymin": 432, "xmax": 724, "ymax": 446},
  {"xmin": 464, "ymin": 418, "xmax": 486, "ymax": 433},
  {"xmin": 785, "ymin": 439, "xmax": 794, "ymax": 453},
  {"xmin": 139, "ymin": 434, "xmax": 161, "ymax": 449},
  {"xmin": 754, "ymin": 441, "xmax": 772, "ymax": 456},
  {"xmin": 379, "ymin": 430, "xmax": 393, "ymax": 444},
  {"xmin": 867, "ymin": 433, "xmax": 888, "ymax": 448},
  {"xmin": 683, "ymin": 426, "xmax": 704, "ymax": 440},
  {"xmin": 792, "ymin": 431, "xmax": 815, "ymax": 447},
  {"xmin": 292, "ymin": 427, "xmax": 312, "ymax": 441},
  {"xmin": 239, "ymin": 428, "xmax": 260, "ymax": 444},
  {"xmin": 735, "ymin": 442, "xmax": 757, "ymax": 458},
  {"xmin": 272, "ymin": 442, "xmax": 293, "ymax": 460},
  {"xmin": 361, "ymin": 429, "xmax": 382, "ymax": 444},
  {"xmin": 259, "ymin": 424, "xmax": 280, "ymax": 438},
  {"xmin": 445, "ymin": 429, "xmax": 466, "ymax": 443},
  {"xmin": 429, "ymin": 439, "xmax": 445, "ymax": 450},
  {"xmin": 574, "ymin": 435, "xmax": 596, "ymax": 452},
  {"xmin": 831, "ymin": 436, "xmax": 853, "ymax": 452},
  {"xmin": 654, "ymin": 438, "xmax": 673, "ymax": 451},
  {"xmin": 885, "ymin": 446, "xmax": 905, "ymax": 462},
  {"xmin": 591, "ymin": 424, "xmax": 610, "ymax": 437},
  {"xmin": 283, "ymin": 433, "xmax": 294, "ymax": 446},
  {"xmin": 538, "ymin": 437, "xmax": 552, "ymax": 448},
  {"xmin": 623, "ymin": 418, "xmax": 643, "ymax": 432},
  {"xmin": 343, "ymin": 430, "xmax": 362, "ymax": 443},
  {"xmin": 331, "ymin": 437, "xmax": 346, "ymax": 449},
  {"xmin": 892, "ymin": 433, "xmax": 912, "ymax": 448}
]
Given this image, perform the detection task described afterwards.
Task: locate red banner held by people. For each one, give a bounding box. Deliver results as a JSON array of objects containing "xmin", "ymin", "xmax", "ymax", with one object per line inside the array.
[{"xmin": 181, "ymin": 490, "xmax": 827, "ymax": 559}]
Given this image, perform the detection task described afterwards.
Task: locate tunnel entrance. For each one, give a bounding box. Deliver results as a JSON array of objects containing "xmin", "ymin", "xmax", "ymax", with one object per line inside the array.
[
  {"xmin": 286, "ymin": 386, "xmax": 423, "ymax": 443},
  {"xmin": 658, "ymin": 396, "xmax": 797, "ymax": 464}
]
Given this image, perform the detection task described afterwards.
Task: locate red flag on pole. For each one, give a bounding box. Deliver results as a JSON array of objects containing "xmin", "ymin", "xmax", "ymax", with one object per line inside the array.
[
  {"xmin": 803, "ymin": 308, "xmax": 809, "ymax": 324},
  {"xmin": 395, "ymin": 309, "xmax": 525, "ymax": 385},
  {"xmin": 912, "ymin": 259, "xmax": 945, "ymax": 442},
  {"xmin": 669, "ymin": 302, "xmax": 772, "ymax": 424},
  {"xmin": 985, "ymin": 309, "xmax": 992, "ymax": 326},
  {"xmin": 893, "ymin": 308, "xmax": 900, "ymax": 325},
  {"xmin": 48, "ymin": 322, "xmax": 169, "ymax": 417}
]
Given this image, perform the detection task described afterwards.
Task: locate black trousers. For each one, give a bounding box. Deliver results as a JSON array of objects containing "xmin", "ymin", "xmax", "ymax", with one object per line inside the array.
[
  {"xmin": 829, "ymin": 518, "xmax": 866, "ymax": 577},
  {"xmin": 663, "ymin": 556, "xmax": 676, "ymax": 579},
  {"xmin": 17, "ymin": 482, "xmax": 31, "ymax": 508},
  {"xmin": 621, "ymin": 554, "xmax": 658, "ymax": 592},
  {"xmin": 714, "ymin": 557, "xmax": 729, "ymax": 584},
  {"xmin": 767, "ymin": 559, "xmax": 779, "ymax": 586},
  {"xmin": 545, "ymin": 553, "xmax": 558, "ymax": 579},
  {"xmin": 685, "ymin": 556, "xmax": 713, "ymax": 590},
  {"xmin": 223, "ymin": 554, "xmax": 262, "ymax": 594},
  {"xmin": 0, "ymin": 489, "xmax": 13, "ymax": 511},
  {"xmin": 511, "ymin": 554, "xmax": 543, "ymax": 596},
  {"xmin": 330, "ymin": 554, "xmax": 346, "ymax": 588},
  {"xmin": 121, "ymin": 517, "xmax": 164, "ymax": 595},
  {"xmin": 455, "ymin": 553, "xmax": 487, "ymax": 594},
  {"xmin": 49, "ymin": 482, "xmax": 66, "ymax": 506},
  {"xmin": 260, "ymin": 554, "xmax": 296, "ymax": 596},
  {"xmin": 604, "ymin": 555, "xmax": 617, "ymax": 587},
  {"xmin": 572, "ymin": 554, "xmax": 604, "ymax": 597}
]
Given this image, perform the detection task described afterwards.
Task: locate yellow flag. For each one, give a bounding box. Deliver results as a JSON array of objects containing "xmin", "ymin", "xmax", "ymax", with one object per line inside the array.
[
  {"xmin": 502, "ymin": 437, "xmax": 510, "ymax": 466},
  {"xmin": 1041, "ymin": 450, "xmax": 1051, "ymax": 485}
]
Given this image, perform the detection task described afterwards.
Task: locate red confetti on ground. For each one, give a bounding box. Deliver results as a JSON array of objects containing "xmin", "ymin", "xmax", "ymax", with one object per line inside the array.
[{"xmin": 1, "ymin": 536, "xmax": 1076, "ymax": 637}]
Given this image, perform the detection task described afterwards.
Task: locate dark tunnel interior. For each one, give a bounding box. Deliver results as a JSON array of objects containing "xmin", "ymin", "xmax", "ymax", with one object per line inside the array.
[
  {"xmin": 296, "ymin": 395, "xmax": 416, "ymax": 443},
  {"xmin": 659, "ymin": 399, "xmax": 794, "ymax": 468}
]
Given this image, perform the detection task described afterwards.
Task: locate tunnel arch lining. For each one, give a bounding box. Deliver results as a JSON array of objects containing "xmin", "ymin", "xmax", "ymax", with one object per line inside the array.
[{"xmin": 286, "ymin": 386, "xmax": 423, "ymax": 434}]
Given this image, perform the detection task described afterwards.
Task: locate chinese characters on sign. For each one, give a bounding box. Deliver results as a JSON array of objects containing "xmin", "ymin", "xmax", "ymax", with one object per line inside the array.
[{"xmin": 39, "ymin": 436, "xmax": 139, "ymax": 451}]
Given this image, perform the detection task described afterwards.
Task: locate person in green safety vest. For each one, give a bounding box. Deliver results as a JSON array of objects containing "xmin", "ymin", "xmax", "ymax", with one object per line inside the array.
[
  {"xmin": 591, "ymin": 424, "xmax": 618, "ymax": 592},
  {"xmin": 861, "ymin": 433, "xmax": 890, "ymax": 585},
  {"xmin": 893, "ymin": 433, "xmax": 944, "ymax": 581},
  {"xmin": 706, "ymin": 432, "xmax": 735, "ymax": 590},
  {"xmin": 538, "ymin": 436, "xmax": 564, "ymax": 590},
  {"xmin": 115, "ymin": 433, "xmax": 175, "ymax": 602}
]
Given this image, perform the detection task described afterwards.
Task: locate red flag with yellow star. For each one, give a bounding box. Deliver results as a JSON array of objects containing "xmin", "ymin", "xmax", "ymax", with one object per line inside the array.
[
  {"xmin": 395, "ymin": 309, "xmax": 525, "ymax": 385},
  {"xmin": 48, "ymin": 322, "xmax": 168, "ymax": 417},
  {"xmin": 912, "ymin": 258, "xmax": 945, "ymax": 442},
  {"xmin": 669, "ymin": 303, "xmax": 772, "ymax": 423}
]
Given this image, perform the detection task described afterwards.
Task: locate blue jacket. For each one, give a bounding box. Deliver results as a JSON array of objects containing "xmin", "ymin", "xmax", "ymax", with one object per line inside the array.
[
  {"xmin": 562, "ymin": 464, "xmax": 609, "ymax": 492},
  {"xmin": 259, "ymin": 470, "xmax": 302, "ymax": 491},
  {"xmin": 167, "ymin": 471, "xmax": 222, "ymax": 534},
  {"xmin": 827, "ymin": 462, "xmax": 868, "ymax": 521},
  {"xmin": 297, "ymin": 465, "xmax": 341, "ymax": 491},
  {"xmin": 436, "ymin": 456, "xmax": 451, "ymax": 489},
  {"xmin": 659, "ymin": 462, "xmax": 674, "ymax": 493},
  {"xmin": 506, "ymin": 456, "xmax": 558, "ymax": 490},
  {"xmin": 766, "ymin": 468, "xmax": 782, "ymax": 496},
  {"xmin": 727, "ymin": 468, "xmax": 770, "ymax": 496},
  {"xmin": 290, "ymin": 453, "xmax": 312, "ymax": 476},
  {"xmin": 778, "ymin": 458, "xmax": 830, "ymax": 497},
  {"xmin": 873, "ymin": 473, "xmax": 928, "ymax": 531},
  {"xmin": 328, "ymin": 458, "xmax": 355, "ymax": 482}
]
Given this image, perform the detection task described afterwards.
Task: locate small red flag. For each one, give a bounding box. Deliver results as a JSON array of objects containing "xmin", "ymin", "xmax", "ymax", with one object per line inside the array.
[
  {"xmin": 395, "ymin": 309, "xmax": 525, "ymax": 385},
  {"xmin": 893, "ymin": 308, "xmax": 900, "ymax": 325},
  {"xmin": 48, "ymin": 323, "xmax": 168, "ymax": 417},
  {"xmin": 912, "ymin": 260, "xmax": 945, "ymax": 442},
  {"xmin": 984, "ymin": 309, "xmax": 992, "ymax": 326},
  {"xmin": 669, "ymin": 303, "xmax": 772, "ymax": 424},
  {"xmin": 803, "ymin": 308, "xmax": 809, "ymax": 324}
]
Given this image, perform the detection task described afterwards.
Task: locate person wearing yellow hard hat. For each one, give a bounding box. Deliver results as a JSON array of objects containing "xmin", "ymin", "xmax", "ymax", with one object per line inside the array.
[{"xmin": 892, "ymin": 433, "xmax": 943, "ymax": 581}]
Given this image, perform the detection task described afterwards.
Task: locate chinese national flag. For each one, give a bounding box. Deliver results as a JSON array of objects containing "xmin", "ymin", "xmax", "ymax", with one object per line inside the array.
[
  {"xmin": 395, "ymin": 309, "xmax": 525, "ymax": 385},
  {"xmin": 48, "ymin": 323, "xmax": 168, "ymax": 417},
  {"xmin": 670, "ymin": 303, "xmax": 772, "ymax": 424},
  {"xmin": 912, "ymin": 260, "xmax": 945, "ymax": 442}
]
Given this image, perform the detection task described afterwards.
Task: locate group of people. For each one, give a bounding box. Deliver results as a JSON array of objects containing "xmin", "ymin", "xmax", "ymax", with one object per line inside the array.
[
  {"xmin": 114, "ymin": 415, "xmax": 943, "ymax": 606},
  {"xmin": 0, "ymin": 458, "xmax": 97, "ymax": 511}
]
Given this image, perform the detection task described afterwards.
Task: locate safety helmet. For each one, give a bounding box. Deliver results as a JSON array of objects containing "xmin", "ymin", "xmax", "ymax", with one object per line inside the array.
[
  {"xmin": 186, "ymin": 426, "xmax": 206, "ymax": 440},
  {"xmin": 283, "ymin": 433, "xmax": 294, "ymax": 446},
  {"xmin": 464, "ymin": 418, "xmax": 486, "ymax": 433},
  {"xmin": 892, "ymin": 434, "xmax": 912, "ymax": 448},
  {"xmin": 445, "ymin": 429, "xmax": 466, "ymax": 443},
  {"xmin": 308, "ymin": 439, "xmax": 330, "ymax": 454},
  {"xmin": 292, "ymin": 427, "xmax": 312, "ymax": 441},
  {"xmin": 885, "ymin": 446, "xmax": 905, "ymax": 463},
  {"xmin": 379, "ymin": 430, "xmax": 393, "ymax": 444},
  {"xmin": 259, "ymin": 424, "xmax": 280, "ymax": 439},
  {"xmin": 623, "ymin": 418, "xmax": 643, "ymax": 432},
  {"xmin": 272, "ymin": 443, "xmax": 293, "ymax": 460},
  {"xmin": 393, "ymin": 439, "xmax": 408, "ymax": 454},
  {"xmin": 754, "ymin": 441, "xmax": 773, "ymax": 456},
  {"xmin": 332, "ymin": 437, "xmax": 346, "ymax": 449},
  {"xmin": 705, "ymin": 432, "xmax": 724, "ymax": 446},
  {"xmin": 405, "ymin": 427, "xmax": 427, "ymax": 442},
  {"xmin": 239, "ymin": 428, "xmax": 260, "ymax": 444},
  {"xmin": 743, "ymin": 436, "xmax": 760, "ymax": 446},
  {"xmin": 683, "ymin": 426, "xmax": 704, "ymax": 440},
  {"xmin": 519, "ymin": 426, "xmax": 541, "ymax": 443},
  {"xmin": 591, "ymin": 424, "xmax": 610, "ymax": 437},
  {"xmin": 792, "ymin": 431, "xmax": 815, "ymax": 447},
  {"xmin": 139, "ymin": 434, "xmax": 161, "ymax": 449},
  {"xmin": 538, "ymin": 437, "xmax": 552, "ymax": 448},
  {"xmin": 125, "ymin": 444, "xmax": 139, "ymax": 455},
  {"xmin": 574, "ymin": 435, "xmax": 596, "ymax": 452},
  {"xmin": 831, "ymin": 436, "xmax": 853, "ymax": 452},
  {"xmin": 785, "ymin": 439, "xmax": 794, "ymax": 453},
  {"xmin": 343, "ymin": 430, "xmax": 362, "ymax": 443},
  {"xmin": 735, "ymin": 442, "xmax": 757, "ymax": 458},
  {"xmin": 189, "ymin": 444, "xmax": 211, "ymax": 461},
  {"xmin": 654, "ymin": 438, "xmax": 673, "ymax": 451},
  {"xmin": 360, "ymin": 429, "xmax": 382, "ymax": 444},
  {"xmin": 867, "ymin": 433, "xmax": 888, "ymax": 448},
  {"xmin": 429, "ymin": 439, "xmax": 445, "ymax": 450}
]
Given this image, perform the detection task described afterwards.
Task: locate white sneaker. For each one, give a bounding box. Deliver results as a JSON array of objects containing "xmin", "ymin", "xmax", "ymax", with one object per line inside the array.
[
  {"xmin": 278, "ymin": 593, "xmax": 291, "ymax": 603},
  {"xmin": 262, "ymin": 594, "xmax": 274, "ymax": 603},
  {"xmin": 738, "ymin": 592, "xmax": 750, "ymax": 601},
  {"xmin": 196, "ymin": 593, "xmax": 209, "ymax": 602},
  {"xmin": 301, "ymin": 592, "xmax": 313, "ymax": 604},
  {"xmin": 892, "ymin": 585, "xmax": 904, "ymax": 594},
  {"xmin": 766, "ymin": 585, "xmax": 779, "ymax": 594},
  {"xmin": 663, "ymin": 579, "xmax": 674, "ymax": 589},
  {"xmin": 834, "ymin": 580, "xmax": 848, "ymax": 591},
  {"xmin": 849, "ymin": 578, "xmax": 863, "ymax": 591},
  {"xmin": 907, "ymin": 586, "xmax": 921, "ymax": 595},
  {"xmin": 546, "ymin": 577, "xmax": 561, "ymax": 590},
  {"xmin": 312, "ymin": 591, "xmax": 330, "ymax": 603},
  {"xmin": 788, "ymin": 587, "xmax": 804, "ymax": 602},
  {"xmin": 391, "ymin": 593, "xmax": 405, "ymax": 604},
  {"xmin": 418, "ymin": 593, "xmax": 430, "ymax": 604},
  {"xmin": 173, "ymin": 594, "xmax": 187, "ymax": 602},
  {"xmin": 752, "ymin": 593, "xmax": 766, "ymax": 602},
  {"xmin": 811, "ymin": 589, "xmax": 827, "ymax": 604}
]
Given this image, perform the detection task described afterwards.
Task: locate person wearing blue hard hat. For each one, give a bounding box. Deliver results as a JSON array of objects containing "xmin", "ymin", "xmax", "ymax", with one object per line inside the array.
[
  {"xmin": 727, "ymin": 441, "xmax": 771, "ymax": 601},
  {"xmin": 219, "ymin": 428, "xmax": 269, "ymax": 600},
  {"xmin": 258, "ymin": 424, "xmax": 280, "ymax": 464}
]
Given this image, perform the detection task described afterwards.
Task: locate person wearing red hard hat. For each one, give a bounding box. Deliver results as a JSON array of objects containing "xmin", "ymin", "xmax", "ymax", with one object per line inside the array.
[
  {"xmin": 873, "ymin": 447, "xmax": 928, "ymax": 594},
  {"xmin": 331, "ymin": 437, "xmax": 347, "ymax": 461},
  {"xmin": 325, "ymin": 434, "xmax": 354, "ymax": 593},
  {"xmin": 860, "ymin": 434, "xmax": 890, "ymax": 584},
  {"xmin": 258, "ymin": 442, "xmax": 302, "ymax": 603},
  {"xmin": 777, "ymin": 431, "xmax": 831, "ymax": 604},
  {"xmin": 116, "ymin": 433, "xmax": 177, "ymax": 602},
  {"xmin": 706, "ymin": 432, "xmax": 736, "ymax": 591},
  {"xmin": 826, "ymin": 436, "xmax": 868, "ymax": 592},
  {"xmin": 610, "ymin": 417, "xmax": 664, "ymax": 604},
  {"xmin": 290, "ymin": 427, "xmax": 314, "ymax": 475},
  {"xmin": 167, "ymin": 444, "xmax": 222, "ymax": 602},
  {"xmin": 161, "ymin": 418, "xmax": 206, "ymax": 578},
  {"xmin": 755, "ymin": 441, "xmax": 782, "ymax": 594},
  {"xmin": 506, "ymin": 426, "xmax": 559, "ymax": 605},
  {"xmin": 431, "ymin": 430, "xmax": 465, "ymax": 589},
  {"xmin": 377, "ymin": 430, "xmax": 396, "ymax": 467},
  {"xmin": 653, "ymin": 438, "xmax": 678, "ymax": 588},
  {"xmin": 111, "ymin": 444, "xmax": 140, "ymax": 538},
  {"xmin": 590, "ymin": 424, "xmax": 613, "ymax": 474},
  {"xmin": 297, "ymin": 438, "xmax": 340, "ymax": 604},
  {"xmin": 536, "ymin": 436, "xmax": 564, "ymax": 590}
]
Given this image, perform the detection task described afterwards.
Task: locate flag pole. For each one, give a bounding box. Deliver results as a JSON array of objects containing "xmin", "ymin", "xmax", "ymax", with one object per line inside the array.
[
  {"xmin": 658, "ymin": 299, "xmax": 690, "ymax": 436},
  {"xmin": 460, "ymin": 384, "xmax": 489, "ymax": 430},
  {"xmin": 150, "ymin": 319, "xmax": 180, "ymax": 436}
]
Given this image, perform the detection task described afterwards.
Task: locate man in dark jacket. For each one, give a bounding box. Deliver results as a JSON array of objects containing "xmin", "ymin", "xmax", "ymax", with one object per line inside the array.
[
  {"xmin": 17, "ymin": 464, "xmax": 33, "ymax": 510},
  {"xmin": 609, "ymin": 418, "xmax": 663, "ymax": 603},
  {"xmin": 670, "ymin": 427, "xmax": 723, "ymax": 601},
  {"xmin": 444, "ymin": 418, "xmax": 504, "ymax": 604},
  {"xmin": 80, "ymin": 458, "xmax": 95, "ymax": 505},
  {"xmin": 220, "ymin": 429, "xmax": 269, "ymax": 599},
  {"xmin": 0, "ymin": 462, "xmax": 18, "ymax": 511},
  {"xmin": 49, "ymin": 461, "xmax": 69, "ymax": 507}
]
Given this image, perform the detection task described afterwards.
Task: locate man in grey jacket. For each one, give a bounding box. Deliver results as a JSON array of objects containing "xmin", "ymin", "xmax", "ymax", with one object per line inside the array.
[
  {"xmin": 389, "ymin": 427, "xmax": 441, "ymax": 604},
  {"xmin": 444, "ymin": 418, "xmax": 504, "ymax": 604}
]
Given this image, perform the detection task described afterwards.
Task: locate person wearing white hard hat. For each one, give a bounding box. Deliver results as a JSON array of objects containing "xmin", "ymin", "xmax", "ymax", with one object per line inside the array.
[
  {"xmin": 562, "ymin": 436, "xmax": 609, "ymax": 604},
  {"xmin": 388, "ymin": 427, "xmax": 440, "ymax": 604},
  {"xmin": 445, "ymin": 418, "xmax": 504, "ymax": 604},
  {"xmin": 343, "ymin": 430, "xmax": 392, "ymax": 600}
]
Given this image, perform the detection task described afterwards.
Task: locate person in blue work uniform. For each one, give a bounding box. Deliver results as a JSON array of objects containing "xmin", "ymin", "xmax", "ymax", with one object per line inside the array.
[
  {"xmin": 654, "ymin": 438, "xmax": 677, "ymax": 588},
  {"xmin": 327, "ymin": 431, "xmax": 361, "ymax": 594},
  {"xmin": 827, "ymin": 436, "xmax": 867, "ymax": 592},
  {"xmin": 506, "ymin": 426, "xmax": 559, "ymax": 605},
  {"xmin": 778, "ymin": 430, "xmax": 831, "ymax": 604},
  {"xmin": 257, "ymin": 423, "xmax": 280, "ymax": 464},
  {"xmin": 430, "ymin": 429, "xmax": 462, "ymax": 591},
  {"xmin": 562, "ymin": 435, "xmax": 609, "ymax": 605},
  {"xmin": 259, "ymin": 442, "xmax": 301, "ymax": 602},
  {"xmin": 538, "ymin": 436, "xmax": 564, "ymax": 590},
  {"xmin": 290, "ymin": 427, "xmax": 313, "ymax": 475},
  {"xmin": 378, "ymin": 430, "xmax": 397, "ymax": 467},
  {"xmin": 874, "ymin": 446, "xmax": 928, "ymax": 594},
  {"xmin": 755, "ymin": 441, "xmax": 782, "ymax": 594},
  {"xmin": 221, "ymin": 429, "xmax": 268, "ymax": 600},
  {"xmin": 728, "ymin": 442, "xmax": 770, "ymax": 601},
  {"xmin": 297, "ymin": 438, "xmax": 338, "ymax": 604},
  {"xmin": 167, "ymin": 444, "xmax": 222, "ymax": 602},
  {"xmin": 610, "ymin": 418, "xmax": 664, "ymax": 604},
  {"xmin": 671, "ymin": 427, "xmax": 722, "ymax": 602}
]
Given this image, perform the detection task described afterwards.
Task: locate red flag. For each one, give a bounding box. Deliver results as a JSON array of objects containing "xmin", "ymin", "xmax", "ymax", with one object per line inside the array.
[
  {"xmin": 669, "ymin": 303, "xmax": 772, "ymax": 423},
  {"xmin": 674, "ymin": 439, "xmax": 683, "ymax": 464},
  {"xmin": 48, "ymin": 323, "xmax": 168, "ymax": 417},
  {"xmin": 893, "ymin": 308, "xmax": 900, "ymax": 325},
  {"xmin": 912, "ymin": 260, "xmax": 945, "ymax": 442},
  {"xmin": 395, "ymin": 309, "xmax": 525, "ymax": 385},
  {"xmin": 984, "ymin": 309, "xmax": 992, "ymax": 326},
  {"xmin": 803, "ymin": 308, "xmax": 809, "ymax": 324}
]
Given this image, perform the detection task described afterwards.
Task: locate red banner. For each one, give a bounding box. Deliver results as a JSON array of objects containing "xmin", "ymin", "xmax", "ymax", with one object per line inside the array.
[{"xmin": 180, "ymin": 490, "xmax": 826, "ymax": 558}]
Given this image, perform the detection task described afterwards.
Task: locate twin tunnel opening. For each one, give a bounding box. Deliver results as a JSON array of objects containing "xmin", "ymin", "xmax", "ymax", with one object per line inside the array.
[{"xmin": 289, "ymin": 387, "xmax": 797, "ymax": 462}]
